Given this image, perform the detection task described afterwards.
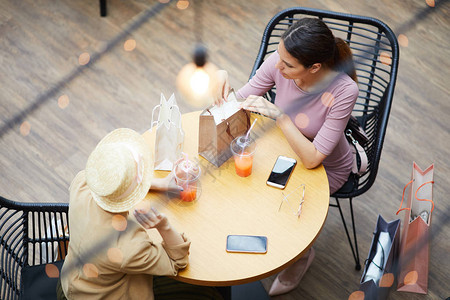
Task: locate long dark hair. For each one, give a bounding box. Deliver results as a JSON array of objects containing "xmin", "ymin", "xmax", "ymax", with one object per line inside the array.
[{"xmin": 282, "ymin": 18, "xmax": 357, "ymax": 82}]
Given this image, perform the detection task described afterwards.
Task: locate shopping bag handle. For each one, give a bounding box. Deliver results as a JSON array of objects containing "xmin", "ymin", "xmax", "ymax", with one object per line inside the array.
[
  {"xmin": 396, "ymin": 180, "xmax": 435, "ymax": 215},
  {"xmin": 225, "ymin": 111, "xmax": 251, "ymax": 140},
  {"xmin": 364, "ymin": 232, "xmax": 386, "ymax": 272},
  {"xmin": 415, "ymin": 180, "xmax": 434, "ymax": 213},
  {"xmin": 150, "ymin": 104, "xmax": 182, "ymax": 128},
  {"xmin": 150, "ymin": 104, "xmax": 160, "ymax": 128},
  {"xmin": 396, "ymin": 179, "xmax": 414, "ymax": 215}
]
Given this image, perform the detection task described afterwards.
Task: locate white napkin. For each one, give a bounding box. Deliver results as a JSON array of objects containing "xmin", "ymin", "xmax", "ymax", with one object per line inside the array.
[{"xmin": 207, "ymin": 90, "xmax": 241, "ymax": 125}]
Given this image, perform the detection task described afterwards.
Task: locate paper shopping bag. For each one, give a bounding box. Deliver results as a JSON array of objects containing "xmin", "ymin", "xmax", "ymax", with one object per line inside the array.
[
  {"xmin": 151, "ymin": 93, "xmax": 184, "ymax": 170},
  {"xmin": 396, "ymin": 162, "xmax": 434, "ymax": 294},
  {"xmin": 198, "ymin": 91, "xmax": 250, "ymax": 167},
  {"xmin": 359, "ymin": 215, "xmax": 401, "ymax": 300}
]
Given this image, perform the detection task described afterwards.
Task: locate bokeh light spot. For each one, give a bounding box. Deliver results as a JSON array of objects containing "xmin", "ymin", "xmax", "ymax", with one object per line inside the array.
[
  {"xmin": 159, "ymin": 0, "xmax": 170, "ymax": 3},
  {"xmin": 379, "ymin": 273, "xmax": 394, "ymax": 287},
  {"xmin": 404, "ymin": 270, "xmax": 418, "ymax": 285},
  {"xmin": 177, "ymin": 0, "xmax": 189, "ymax": 9},
  {"xmin": 20, "ymin": 121, "xmax": 31, "ymax": 136},
  {"xmin": 78, "ymin": 52, "xmax": 90, "ymax": 65},
  {"xmin": 294, "ymin": 113, "xmax": 310, "ymax": 129},
  {"xmin": 112, "ymin": 214, "xmax": 127, "ymax": 231},
  {"xmin": 348, "ymin": 291, "xmax": 364, "ymax": 300},
  {"xmin": 398, "ymin": 34, "xmax": 409, "ymax": 47},
  {"xmin": 426, "ymin": 0, "xmax": 435, "ymax": 7},
  {"xmin": 58, "ymin": 94, "xmax": 70, "ymax": 109},
  {"xmin": 379, "ymin": 52, "xmax": 392, "ymax": 66},
  {"xmin": 45, "ymin": 263, "xmax": 60, "ymax": 278},
  {"xmin": 321, "ymin": 92, "xmax": 335, "ymax": 107},
  {"xmin": 124, "ymin": 39, "xmax": 136, "ymax": 52},
  {"xmin": 83, "ymin": 263, "xmax": 99, "ymax": 278},
  {"xmin": 107, "ymin": 247, "xmax": 124, "ymax": 264}
]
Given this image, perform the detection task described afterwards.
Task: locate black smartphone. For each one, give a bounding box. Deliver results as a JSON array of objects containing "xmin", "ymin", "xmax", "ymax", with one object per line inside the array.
[
  {"xmin": 226, "ymin": 235, "xmax": 268, "ymax": 254},
  {"xmin": 266, "ymin": 156, "xmax": 297, "ymax": 189}
]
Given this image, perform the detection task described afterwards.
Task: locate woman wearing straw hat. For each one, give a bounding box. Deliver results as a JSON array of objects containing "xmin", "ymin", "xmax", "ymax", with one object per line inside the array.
[{"xmin": 57, "ymin": 128, "xmax": 222, "ymax": 300}]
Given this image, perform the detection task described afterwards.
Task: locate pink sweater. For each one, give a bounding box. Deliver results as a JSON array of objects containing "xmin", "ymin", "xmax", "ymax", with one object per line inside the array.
[{"xmin": 237, "ymin": 51, "xmax": 359, "ymax": 194}]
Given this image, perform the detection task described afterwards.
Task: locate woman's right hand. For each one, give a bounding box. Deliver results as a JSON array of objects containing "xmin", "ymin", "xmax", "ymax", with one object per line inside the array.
[
  {"xmin": 214, "ymin": 70, "xmax": 230, "ymax": 106},
  {"xmin": 241, "ymin": 95, "xmax": 283, "ymax": 119}
]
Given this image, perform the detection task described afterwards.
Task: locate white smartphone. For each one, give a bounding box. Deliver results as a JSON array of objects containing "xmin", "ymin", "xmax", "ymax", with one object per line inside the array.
[
  {"xmin": 226, "ymin": 235, "xmax": 268, "ymax": 254},
  {"xmin": 266, "ymin": 156, "xmax": 297, "ymax": 189}
]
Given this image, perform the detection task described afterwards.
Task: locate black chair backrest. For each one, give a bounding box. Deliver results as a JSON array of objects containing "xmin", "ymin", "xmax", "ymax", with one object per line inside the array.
[
  {"xmin": 250, "ymin": 7, "xmax": 399, "ymax": 198},
  {"xmin": 0, "ymin": 196, "xmax": 69, "ymax": 300}
]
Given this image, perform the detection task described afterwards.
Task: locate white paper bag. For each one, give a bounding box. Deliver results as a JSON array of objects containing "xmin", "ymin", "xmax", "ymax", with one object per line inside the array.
[{"xmin": 151, "ymin": 93, "xmax": 184, "ymax": 170}]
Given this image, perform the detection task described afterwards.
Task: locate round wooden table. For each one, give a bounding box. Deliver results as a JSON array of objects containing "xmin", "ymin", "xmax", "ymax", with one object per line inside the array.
[{"xmin": 141, "ymin": 111, "xmax": 329, "ymax": 286}]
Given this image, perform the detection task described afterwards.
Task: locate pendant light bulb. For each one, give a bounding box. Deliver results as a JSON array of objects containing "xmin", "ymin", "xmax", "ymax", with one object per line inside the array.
[
  {"xmin": 190, "ymin": 68, "xmax": 210, "ymax": 94},
  {"xmin": 176, "ymin": 44, "xmax": 218, "ymax": 108}
]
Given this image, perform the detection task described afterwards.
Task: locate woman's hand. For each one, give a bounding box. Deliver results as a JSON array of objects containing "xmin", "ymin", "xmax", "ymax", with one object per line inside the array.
[
  {"xmin": 149, "ymin": 173, "xmax": 182, "ymax": 192},
  {"xmin": 240, "ymin": 95, "xmax": 283, "ymax": 119},
  {"xmin": 213, "ymin": 70, "xmax": 230, "ymax": 106},
  {"xmin": 134, "ymin": 207, "xmax": 185, "ymax": 246},
  {"xmin": 134, "ymin": 207, "xmax": 170, "ymax": 231}
]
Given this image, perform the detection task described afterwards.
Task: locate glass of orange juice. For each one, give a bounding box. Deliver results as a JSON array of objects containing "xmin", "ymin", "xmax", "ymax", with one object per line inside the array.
[
  {"xmin": 230, "ymin": 136, "xmax": 256, "ymax": 177},
  {"xmin": 173, "ymin": 157, "xmax": 201, "ymax": 202}
]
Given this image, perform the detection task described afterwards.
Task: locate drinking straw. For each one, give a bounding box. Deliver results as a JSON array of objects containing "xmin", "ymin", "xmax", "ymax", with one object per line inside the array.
[
  {"xmin": 182, "ymin": 152, "xmax": 189, "ymax": 180},
  {"xmin": 240, "ymin": 118, "xmax": 257, "ymax": 156},
  {"xmin": 245, "ymin": 118, "xmax": 257, "ymax": 140}
]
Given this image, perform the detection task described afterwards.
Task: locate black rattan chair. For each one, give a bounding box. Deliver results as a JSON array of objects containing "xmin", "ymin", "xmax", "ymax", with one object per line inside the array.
[
  {"xmin": 249, "ymin": 7, "xmax": 399, "ymax": 270},
  {"xmin": 0, "ymin": 196, "xmax": 70, "ymax": 300}
]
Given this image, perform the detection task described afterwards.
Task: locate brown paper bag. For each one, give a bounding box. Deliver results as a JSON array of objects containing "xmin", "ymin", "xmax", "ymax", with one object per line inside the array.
[
  {"xmin": 198, "ymin": 107, "xmax": 250, "ymax": 167},
  {"xmin": 396, "ymin": 162, "xmax": 434, "ymax": 294}
]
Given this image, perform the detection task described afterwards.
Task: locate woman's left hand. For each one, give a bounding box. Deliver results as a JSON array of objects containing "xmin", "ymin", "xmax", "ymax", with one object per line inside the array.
[
  {"xmin": 134, "ymin": 207, "xmax": 170, "ymax": 231},
  {"xmin": 149, "ymin": 173, "xmax": 183, "ymax": 192},
  {"xmin": 240, "ymin": 95, "xmax": 283, "ymax": 119}
]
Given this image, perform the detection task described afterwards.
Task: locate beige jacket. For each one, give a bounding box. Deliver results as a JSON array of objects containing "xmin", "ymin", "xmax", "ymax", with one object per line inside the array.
[{"xmin": 61, "ymin": 171, "xmax": 190, "ymax": 299}]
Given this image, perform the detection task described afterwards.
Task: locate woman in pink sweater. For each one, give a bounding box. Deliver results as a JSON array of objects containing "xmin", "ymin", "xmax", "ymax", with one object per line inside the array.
[{"xmin": 215, "ymin": 18, "xmax": 359, "ymax": 296}]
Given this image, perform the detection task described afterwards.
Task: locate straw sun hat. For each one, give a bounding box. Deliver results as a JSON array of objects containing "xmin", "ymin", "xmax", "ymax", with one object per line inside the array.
[{"xmin": 85, "ymin": 128, "xmax": 153, "ymax": 213}]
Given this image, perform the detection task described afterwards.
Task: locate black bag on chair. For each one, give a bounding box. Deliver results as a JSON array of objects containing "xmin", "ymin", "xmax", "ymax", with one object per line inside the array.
[{"xmin": 345, "ymin": 116, "xmax": 369, "ymax": 176}]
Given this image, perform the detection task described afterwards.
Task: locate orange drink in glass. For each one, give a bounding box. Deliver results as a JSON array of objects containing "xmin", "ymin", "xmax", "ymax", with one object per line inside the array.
[
  {"xmin": 173, "ymin": 157, "xmax": 201, "ymax": 201},
  {"xmin": 234, "ymin": 153, "xmax": 254, "ymax": 177},
  {"xmin": 230, "ymin": 136, "xmax": 256, "ymax": 177},
  {"xmin": 179, "ymin": 181, "xmax": 198, "ymax": 202}
]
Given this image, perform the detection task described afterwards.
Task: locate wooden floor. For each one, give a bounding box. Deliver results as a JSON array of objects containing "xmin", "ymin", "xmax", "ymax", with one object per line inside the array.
[{"xmin": 1, "ymin": 0, "xmax": 449, "ymax": 299}]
